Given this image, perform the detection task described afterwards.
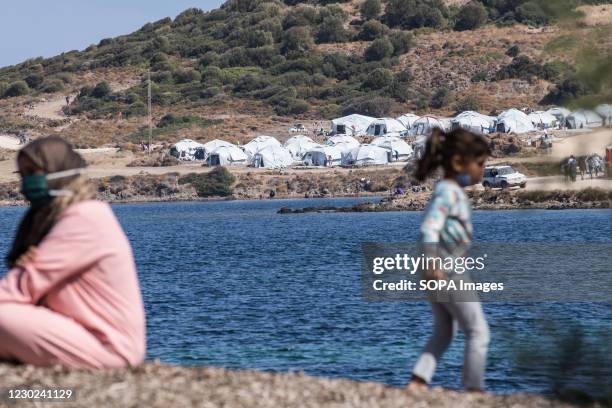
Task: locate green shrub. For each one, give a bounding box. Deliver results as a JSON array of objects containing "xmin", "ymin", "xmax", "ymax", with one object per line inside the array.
[
  {"xmin": 126, "ymin": 101, "xmax": 146, "ymax": 117},
  {"xmin": 322, "ymin": 53, "xmax": 352, "ymax": 80},
  {"xmin": 179, "ymin": 167, "xmax": 236, "ymax": 197},
  {"xmin": 272, "ymin": 97, "xmax": 309, "ymax": 115},
  {"xmin": 506, "ymin": 44, "xmax": 520, "ymax": 57},
  {"xmin": 454, "ymin": 95, "xmax": 481, "ymax": 114},
  {"xmin": 40, "ymin": 79, "xmax": 64, "ymax": 93},
  {"xmin": 91, "ymin": 81, "xmax": 112, "ymax": 98},
  {"xmin": 454, "ymin": 1, "xmax": 488, "ymax": 31},
  {"xmin": 430, "ymin": 87, "xmax": 450, "ymax": 108},
  {"xmin": 3, "ymin": 81, "xmax": 30, "ymax": 98},
  {"xmin": 495, "ymin": 55, "xmax": 545, "ymax": 81},
  {"xmin": 341, "ymin": 95, "xmax": 393, "ymax": 117},
  {"xmin": 316, "ymin": 16, "xmax": 349, "ymax": 43},
  {"xmin": 361, "ymin": 68, "xmax": 394, "ymax": 90},
  {"xmin": 200, "ymin": 66, "xmax": 223, "ymax": 85},
  {"xmin": 201, "ymin": 86, "xmax": 221, "ymax": 99},
  {"xmin": 24, "ymin": 74, "xmax": 44, "ymax": 89},
  {"xmin": 152, "ymin": 71, "xmax": 173, "ymax": 84},
  {"xmin": 173, "ymin": 69, "xmax": 201, "ymax": 84},
  {"xmin": 364, "ymin": 38, "xmax": 394, "ymax": 61},
  {"xmin": 233, "ymin": 73, "xmax": 272, "ymax": 93},
  {"xmin": 384, "ymin": 0, "xmax": 448, "ymax": 30},
  {"xmin": 198, "ymin": 52, "xmax": 220, "ymax": 68},
  {"xmin": 357, "ymin": 20, "xmax": 387, "ymax": 41},
  {"xmin": 361, "ymin": 0, "xmax": 382, "ymax": 20},
  {"xmin": 389, "ymin": 30, "xmax": 414, "ymax": 56},
  {"xmin": 281, "ymin": 26, "xmax": 314, "ymax": 59},
  {"xmin": 282, "ymin": 5, "xmax": 319, "ymax": 30}
]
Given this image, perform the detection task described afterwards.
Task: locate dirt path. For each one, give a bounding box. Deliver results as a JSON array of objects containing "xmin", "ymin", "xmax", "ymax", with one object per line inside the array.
[
  {"xmin": 525, "ymin": 175, "xmax": 612, "ymax": 191},
  {"xmin": 23, "ymin": 94, "xmax": 76, "ymax": 121},
  {"xmin": 0, "ymin": 134, "xmax": 21, "ymax": 150}
]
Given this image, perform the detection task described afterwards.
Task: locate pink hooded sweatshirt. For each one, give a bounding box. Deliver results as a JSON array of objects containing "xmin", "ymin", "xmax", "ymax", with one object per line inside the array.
[{"xmin": 0, "ymin": 200, "xmax": 145, "ymax": 368}]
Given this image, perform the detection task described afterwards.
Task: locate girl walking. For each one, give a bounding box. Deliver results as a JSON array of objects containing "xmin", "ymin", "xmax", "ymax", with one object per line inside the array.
[{"xmin": 408, "ymin": 128, "xmax": 491, "ymax": 392}]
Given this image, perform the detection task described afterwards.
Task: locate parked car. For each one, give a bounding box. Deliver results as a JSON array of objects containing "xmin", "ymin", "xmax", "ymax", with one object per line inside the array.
[
  {"xmin": 482, "ymin": 165, "xmax": 527, "ymax": 189},
  {"xmin": 289, "ymin": 124, "xmax": 307, "ymax": 133}
]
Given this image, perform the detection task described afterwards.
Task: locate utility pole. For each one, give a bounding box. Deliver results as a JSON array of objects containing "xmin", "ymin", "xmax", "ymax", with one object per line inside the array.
[{"xmin": 147, "ymin": 69, "xmax": 152, "ymax": 156}]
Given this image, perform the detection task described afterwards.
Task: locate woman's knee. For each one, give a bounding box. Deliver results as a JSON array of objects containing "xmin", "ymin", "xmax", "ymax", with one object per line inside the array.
[{"xmin": 466, "ymin": 320, "xmax": 490, "ymax": 348}]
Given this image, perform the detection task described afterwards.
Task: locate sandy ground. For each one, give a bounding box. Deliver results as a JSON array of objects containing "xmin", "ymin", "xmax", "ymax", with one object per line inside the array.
[
  {"xmin": 525, "ymin": 175, "xmax": 612, "ymax": 190},
  {"xmin": 0, "ymin": 134, "xmax": 21, "ymax": 150}
]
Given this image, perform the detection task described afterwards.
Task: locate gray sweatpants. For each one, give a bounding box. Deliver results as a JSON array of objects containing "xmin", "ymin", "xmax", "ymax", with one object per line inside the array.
[{"xmin": 412, "ymin": 299, "xmax": 490, "ymax": 390}]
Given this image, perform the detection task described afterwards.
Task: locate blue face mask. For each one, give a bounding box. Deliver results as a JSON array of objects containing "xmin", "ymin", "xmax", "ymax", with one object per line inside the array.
[
  {"xmin": 454, "ymin": 173, "xmax": 472, "ymax": 187},
  {"xmin": 21, "ymin": 168, "xmax": 85, "ymax": 206}
]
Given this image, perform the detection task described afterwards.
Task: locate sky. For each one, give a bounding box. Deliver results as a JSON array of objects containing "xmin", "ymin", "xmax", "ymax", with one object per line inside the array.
[{"xmin": 1, "ymin": 0, "xmax": 225, "ymax": 68}]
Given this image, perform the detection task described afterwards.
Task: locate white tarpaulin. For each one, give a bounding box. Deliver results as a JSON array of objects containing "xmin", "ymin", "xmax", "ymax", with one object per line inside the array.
[
  {"xmin": 284, "ymin": 135, "xmax": 320, "ymax": 161},
  {"xmin": 566, "ymin": 110, "xmax": 603, "ymax": 129},
  {"xmin": 250, "ymin": 145, "xmax": 293, "ymax": 168},
  {"xmin": 331, "ymin": 114, "xmax": 376, "ymax": 136},
  {"xmin": 302, "ymin": 145, "xmax": 342, "ymax": 167},
  {"xmin": 396, "ymin": 113, "xmax": 420, "ymax": 130},
  {"xmin": 243, "ymin": 135, "xmax": 281, "ymax": 158},
  {"xmin": 370, "ymin": 136, "xmax": 413, "ymax": 161},
  {"xmin": 528, "ymin": 111, "xmax": 558, "ymax": 128},
  {"xmin": 366, "ymin": 118, "xmax": 407, "ymax": 137},
  {"xmin": 344, "ymin": 144, "xmax": 389, "ymax": 166},
  {"xmin": 409, "ymin": 116, "xmax": 445, "ymax": 136},
  {"xmin": 452, "ymin": 111, "xmax": 497, "ymax": 134},
  {"xmin": 203, "ymin": 139, "xmax": 233, "ymax": 155},
  {"xmin": 206, "ymin": 145, "xmax": 248, "ymax": 166},
  {"xmin": 546, "ymin": 107, "xmax": 571, "ymax": 123},
  {"xmin": 325, "ymin": 135, "xmax": 361, "ymax": 154},
  {"xmin": 170, "ymin": 139, "xmax": 205, "ymax": 161},
  {"xmin": 496, "ymin": 109, "xmax": 535, "ymax": 134},
  {"xmin": 595, "ymin": 104, "xmax": 612, "ymax": 124}
]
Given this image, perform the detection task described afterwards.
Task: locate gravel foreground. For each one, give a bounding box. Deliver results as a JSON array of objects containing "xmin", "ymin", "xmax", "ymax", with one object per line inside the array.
[{"xmin": 0, "ymin": 362, "xmax": 578, "ymax": 408}]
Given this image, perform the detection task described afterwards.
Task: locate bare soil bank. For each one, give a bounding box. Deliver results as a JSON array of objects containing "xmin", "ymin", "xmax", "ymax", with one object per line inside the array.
[{"xmin": 0, "ymin": 362, "xmax": 576, "ymax": 408}]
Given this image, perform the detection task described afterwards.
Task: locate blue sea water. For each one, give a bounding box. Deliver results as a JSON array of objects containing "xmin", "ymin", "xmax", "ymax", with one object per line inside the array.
[{"xmin": 0, "ymin": 198, "xmax": 610, "ymax": 394}]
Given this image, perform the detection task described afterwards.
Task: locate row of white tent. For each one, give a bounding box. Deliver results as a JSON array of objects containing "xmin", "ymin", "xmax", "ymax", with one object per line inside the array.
[
  {"xmin": 329, "ymin": 104, "xmax": 612, "ymax": 137},
  {"xmin": 171, "ymin": 133, "xmax": 414, "ymax": 168}
]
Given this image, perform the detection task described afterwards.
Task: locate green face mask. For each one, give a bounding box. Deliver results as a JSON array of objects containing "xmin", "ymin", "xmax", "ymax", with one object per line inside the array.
[{"xmin": 21, "ymin": 168, "xmax": 85, "ymax": 206}]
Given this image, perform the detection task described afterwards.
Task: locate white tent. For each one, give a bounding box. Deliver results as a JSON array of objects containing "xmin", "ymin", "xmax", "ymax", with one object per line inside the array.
[
  {"xmin": 546, "ymin": 107, "xmax": 571, "ymax": 123},
  {"xmin": 325, "ymin": 135, "xmax": 361, "ymax": 154},
  {"xmin": 344, "ymin": 144, "xmax": 389, "ymax": 166},
  {"xmin": 206, "ymin": 145, "xmax": 248, "ymax": 166},
  {"xmin": 528, "ymin": 111, "xmax": 558, "ymax": 129},
  {"xmin": 595, "ymin": 104, "xmax": 612, "ymax": 125},
  {"xmin": 170, "ymin": 139, "xmax": 205, "ymax": 161},
  {"xmin": 250, "ymin": 145, "xmax": 293, "ymax": 168},
  {"xmin": 496, "ymin": 109, "xmax": 535, "ymax": 134},
  {"xmin": 284, "ymin": 135, "xmax": 320, "ymax": 161},
  {"xmin": 302, "ymin": 145, "xmax": 343, "ymax": 167},
  {"xmin": 452, "ymin": 111, "xmax": 497, "ymax": 134},
  {"xmin": 370, "ymin": 136, "xmax": 413, "ymax": 161},
  {"xmin": 203, "ymin": 139, "xmax": 233, "ymax": 154},
  {"xmin": 396, "ymin": 113, "xmax": 420, "ymax": 130},
  {"xmin": 566, "ymin": 110, "xmax": 603, "ymax": 129},
  {"xmin": 331, "ymin": 114, "xmax": 376, "ymax": 136},
  {"xmin": 366, "ymin": 118, "xmax": 407, "ymax": 137},
  {"xmin": 243, "ymin": 135, "xmax": 281, "ymax": 159},
  {"xmin": 409, "ymin": 116, "xmax": 446, "ymax": 136}
]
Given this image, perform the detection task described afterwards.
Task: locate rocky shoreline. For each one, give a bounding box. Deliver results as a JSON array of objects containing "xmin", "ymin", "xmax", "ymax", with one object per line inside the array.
[
  {"xmin": 278, "ymin": 189, "xmax": 612, "ymax": 214},
  {"xmin": 0, "ymin": 362, "xmax": 579, "ymax": 408}
]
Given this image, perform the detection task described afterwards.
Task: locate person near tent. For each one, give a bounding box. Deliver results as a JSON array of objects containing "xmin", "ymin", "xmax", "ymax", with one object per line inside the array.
[
  {"xmin": 408, "ymin": 128, "xmax": 491, "ymax": 393},
  {"xmin": 0, "ymin": 136, "xmax": 145, "ymax": 368},
  {"xmin": 65, "ymin": 95, "xmax": 70, "ymax": 106},
  {"xmin": 568, "ymin": 155, "xmax": 577, "ymax": 182}
]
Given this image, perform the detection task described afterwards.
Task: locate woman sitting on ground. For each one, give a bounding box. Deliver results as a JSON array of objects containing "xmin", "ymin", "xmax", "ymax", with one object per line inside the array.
[{"xmin": 0, "ymin": 136, "xmax": 145, "ymax": 368}]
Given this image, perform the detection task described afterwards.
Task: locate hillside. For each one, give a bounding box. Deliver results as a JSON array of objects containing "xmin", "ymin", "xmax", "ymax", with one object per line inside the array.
[{"xmin": 0, "ymin": 0, "xmax": 611, "ymax": 147}]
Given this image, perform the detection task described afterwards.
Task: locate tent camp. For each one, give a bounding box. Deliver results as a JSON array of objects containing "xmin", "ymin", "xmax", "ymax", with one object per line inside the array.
[
  {"xmin": 243, "ymin": 135, "xmax": 281, "ymax": 158},
  {"xmin": 344, "ymin": 144, "xmax": 389, "ymax": 166},
  {"xmin": 370, "ymin": 136, "xmax": 413, "ymax": 161},
  {"xmin": 206, "ymin": 145, "xmax": 248, "ymax": 166},
  {"xmin": 325, "ymin": 135, "xmax": 361, "ymax": 154},
  {"xmin": 250, "ymin": 145, "xmax": 293, "ymax": 168},
  {"xmin": 169, "ymin": 139, "xmax": 205, "ymax": 161},
  {"xmin": 546, "ymin": 107, "xmax": 571, "ymax": 124},
  {"xmin": 566, "ymin": 110, "xmax": 603, "ymax": 129},
  {"xmin": 331, "ymin": 114, "xmax": 376, "ymax": 136},
  {"xmin": 496, "ymin": 109, "xmax": 535, "ymax": 134},
  {"xmin": 409, "ymin": 116, "xmax": 446, "ymax": 136},
  {"xmin": 451, "ymin": 111, "xmax": 497, "ymax": 134},
  {"xmin": 528, "ymin": 111, "xmax": 558, "ymax": 129},
  {"xmin": 284, "ymin": 135, "xmax": 320, "ymax": 161},
  {"xmin": 302, "ymin": 145, "xmax": 343, "ymax": 167},
  {"xmin": 412, "ymin": 136, "xmax": 428, "ymax": 160},
  {"xmin": 366, "ymin": 118, "xmax": 408, "ymax": 137},
  {"xmin": 595, "ymin": 104, "xmax": 612, "ymax": 125},
  {"xmin": 396, "ymin": 113, "xmax": 420, "ymax": 130}
]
